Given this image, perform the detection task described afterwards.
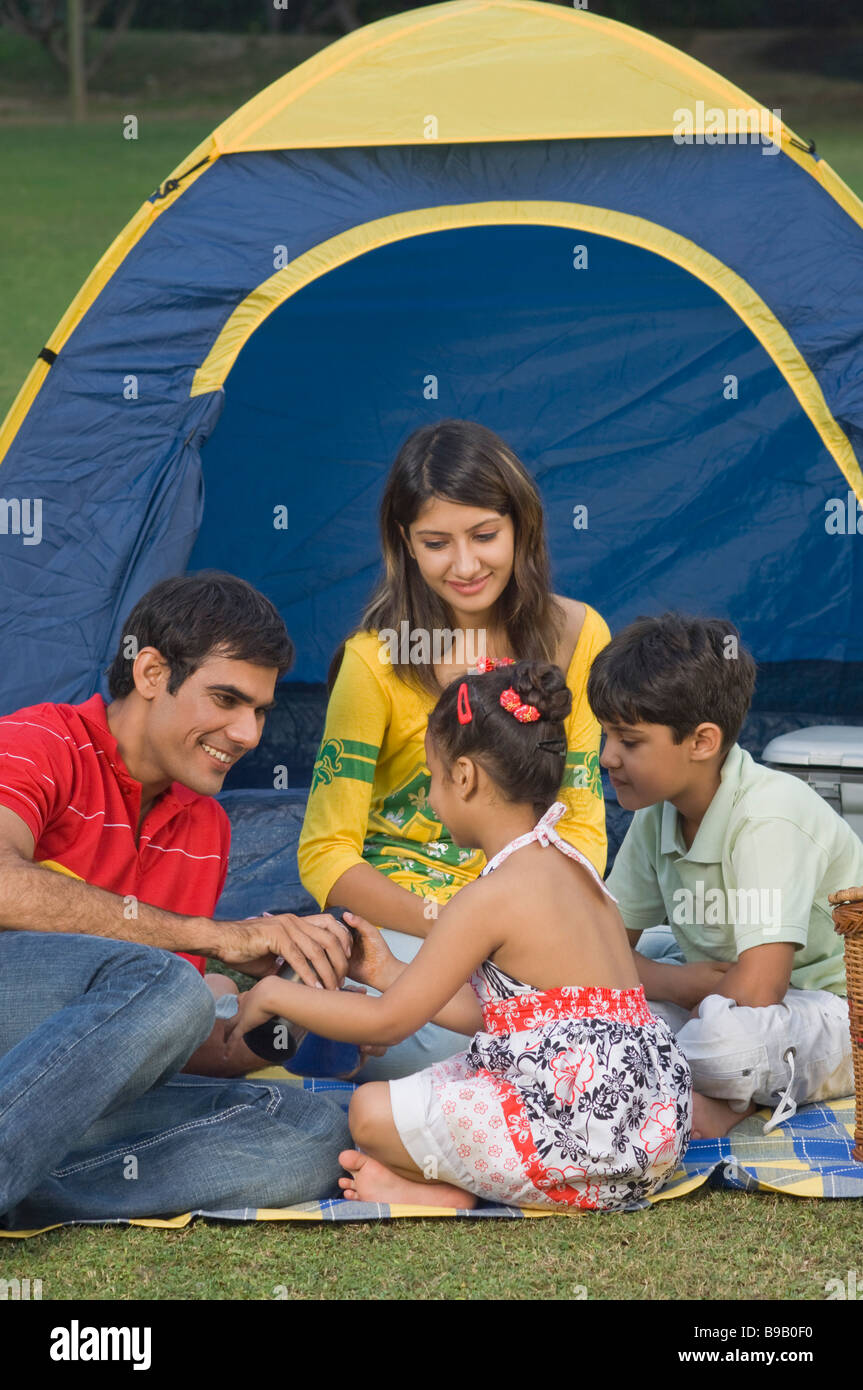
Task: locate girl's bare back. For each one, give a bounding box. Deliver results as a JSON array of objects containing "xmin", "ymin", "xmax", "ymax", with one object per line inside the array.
[{"xmin": 481, "ymin": 840, "xmax": 640, "ymax": 992}]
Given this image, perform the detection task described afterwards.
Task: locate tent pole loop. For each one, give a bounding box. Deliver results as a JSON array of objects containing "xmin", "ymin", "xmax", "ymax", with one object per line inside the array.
[{"xmin": 151, "ymin": 156, "xmax": 212, "ymax": 203}]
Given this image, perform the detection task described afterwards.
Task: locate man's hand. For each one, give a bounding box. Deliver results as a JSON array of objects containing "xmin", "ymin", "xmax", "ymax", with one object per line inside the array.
[
  {"xmin": 344, "ymin": 910, "xmax": 401, "ymax": 991},
  {"xmin": 213, "ymin": 912, "xmax": 352, "ymax": 987}
]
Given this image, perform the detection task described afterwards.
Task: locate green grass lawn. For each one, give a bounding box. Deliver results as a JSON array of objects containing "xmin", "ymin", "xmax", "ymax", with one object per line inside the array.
[{"xmin": 1, "ymin": 1186, "xmax": 859, "ymax": 1301}]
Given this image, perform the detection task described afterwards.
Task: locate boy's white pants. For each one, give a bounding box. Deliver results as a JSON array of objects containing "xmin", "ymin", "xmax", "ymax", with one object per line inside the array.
[{"xmin": 639, "ymin": 928, "xmax": 853, "ymax": 1113}]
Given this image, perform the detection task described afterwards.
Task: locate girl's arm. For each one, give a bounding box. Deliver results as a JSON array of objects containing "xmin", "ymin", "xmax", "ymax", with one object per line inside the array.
[
  {"xmin": 344, "ymin": 910, "xmax": 483, "ymax": 1033},
  {"xmin": 431, "ymin": 983, "xmax": 485, "ymax": 1034},
  {"xmin": 226, "ymin": 883, "xmax": 501, "ymax": 1048}
]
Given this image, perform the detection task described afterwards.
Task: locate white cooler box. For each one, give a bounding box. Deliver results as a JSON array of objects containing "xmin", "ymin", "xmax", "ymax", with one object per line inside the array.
[{"xmin": 762, "ymin": 726, "xmax": 863, "ymax": 842}]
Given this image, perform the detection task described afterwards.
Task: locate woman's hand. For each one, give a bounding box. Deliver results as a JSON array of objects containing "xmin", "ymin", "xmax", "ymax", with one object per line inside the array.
[
  {"xmin": 223, "ymin": 979, "xmax": 280, "ymax": 1046},
  {"xmin": 344, "ymin": 910, "xmax": 402, "ymax": 991}
]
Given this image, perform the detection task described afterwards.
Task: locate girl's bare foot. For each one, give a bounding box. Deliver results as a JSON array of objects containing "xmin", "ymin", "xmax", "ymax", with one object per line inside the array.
[
  {"xmin": 691, "ymin": 1093, "xmax": 757, "ymax": 1139},
  {"xmin": 337, "ymin": 1149, "xmax": 477, "ymax": 1208}
]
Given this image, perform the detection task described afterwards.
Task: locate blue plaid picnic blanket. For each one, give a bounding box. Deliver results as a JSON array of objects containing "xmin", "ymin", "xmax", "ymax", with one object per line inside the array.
[{"xmin": 2, "ymin": 1075, "xmax": 861, "ymax": 1237}]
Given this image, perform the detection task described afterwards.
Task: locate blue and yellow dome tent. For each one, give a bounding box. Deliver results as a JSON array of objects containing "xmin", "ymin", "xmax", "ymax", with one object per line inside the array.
[{"xmin": 2, "ymin": 0, "xmax": 863, "ymax": 787}]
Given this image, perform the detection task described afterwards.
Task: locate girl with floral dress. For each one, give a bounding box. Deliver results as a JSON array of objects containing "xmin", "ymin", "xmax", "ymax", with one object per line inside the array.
[{"xmin": 229, "ymin": 660, "xmax": 691, "ymax": 1211}]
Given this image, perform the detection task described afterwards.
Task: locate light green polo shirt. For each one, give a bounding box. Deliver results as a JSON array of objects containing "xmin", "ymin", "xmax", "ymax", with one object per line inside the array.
[{"xmin": 607, "ymin": 743, "xmax": 861, "ymax": 996}]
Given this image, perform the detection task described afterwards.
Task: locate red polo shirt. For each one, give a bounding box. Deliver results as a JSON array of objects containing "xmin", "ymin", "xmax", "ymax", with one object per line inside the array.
[{"xmin": 0, "ymin": 694, "xmax": 231, "ymax": 974}]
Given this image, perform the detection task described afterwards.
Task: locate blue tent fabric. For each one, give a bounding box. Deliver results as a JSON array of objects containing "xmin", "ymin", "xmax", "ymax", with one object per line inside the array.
[
  {"xmin": 2, "ymin": 137, "xmax": 863, "ymax": 711},
  {"xmin": 216, "ymin": 789, "xmax": 317, "ymax": 919},
  {"xmin": 189, "ymin": 222, "xmax": 846, "ymax": 681}
]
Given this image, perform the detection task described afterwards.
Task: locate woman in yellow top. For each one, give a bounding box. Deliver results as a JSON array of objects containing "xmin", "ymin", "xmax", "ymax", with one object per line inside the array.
[{"xmin": 298, "ymin": 418, "xmax": 610, "ymax": 1079}]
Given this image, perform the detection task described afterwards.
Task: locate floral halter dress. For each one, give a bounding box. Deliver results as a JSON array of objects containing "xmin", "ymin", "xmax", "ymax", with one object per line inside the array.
[{"xmin": 388, "ymin": 802, "xmax": 692, "ymax": 1210}]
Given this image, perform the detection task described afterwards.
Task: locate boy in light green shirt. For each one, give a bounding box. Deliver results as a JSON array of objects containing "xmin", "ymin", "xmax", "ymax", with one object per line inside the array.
[{"xmin": 589, "ymin": 614, "xmax": 858, "ymax": 1139}]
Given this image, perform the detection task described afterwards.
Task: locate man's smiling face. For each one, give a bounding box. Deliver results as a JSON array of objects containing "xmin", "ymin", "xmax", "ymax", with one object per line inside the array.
[{"xmin": 143, "ymin": 652, "xmax": 278, "ymax": 795}]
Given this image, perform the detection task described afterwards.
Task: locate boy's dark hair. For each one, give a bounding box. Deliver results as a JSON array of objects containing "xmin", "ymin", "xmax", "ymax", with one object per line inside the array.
[
  {"xmin": 587, "ymin": 614, "xmax": 756, "ymax": 753},
  {"xmin": 427, "ymin": 660, "xmax": 572, "ymax": 817},
  {"xmin": 106, "ymin": 571, "xmax": 294, "ymax": 698}
]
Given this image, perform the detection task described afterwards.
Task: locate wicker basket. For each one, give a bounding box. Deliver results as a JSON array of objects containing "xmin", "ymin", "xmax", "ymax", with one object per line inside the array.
[{"xmin": 829, "ymin": 885, "xmax": 863, "ymax": 1161}]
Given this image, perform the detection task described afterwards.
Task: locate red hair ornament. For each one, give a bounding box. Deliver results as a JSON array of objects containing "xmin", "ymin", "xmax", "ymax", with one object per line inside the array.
[
  {"xmin": 474, "ymin": 656, "xmax": 515, "ymax": 673},
  {"xmin": 457, "ymin": 682, "xmax": 473, "ymax": 724},
  {"xmin": 499, "ymin": 687, "xmax": 541, "ymax": 723}
]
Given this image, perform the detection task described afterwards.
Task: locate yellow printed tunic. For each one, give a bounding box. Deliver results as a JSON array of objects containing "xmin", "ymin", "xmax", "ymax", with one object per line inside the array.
[{"xmin": 298, "ymin": 606, "xmax": 610, "ymax": 910}]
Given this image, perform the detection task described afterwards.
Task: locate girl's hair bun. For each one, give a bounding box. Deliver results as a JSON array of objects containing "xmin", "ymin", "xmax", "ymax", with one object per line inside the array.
[
  {"xmin": 512, "ymin": 661, "xmax": 572, "ymax": 722},
  {"xmin": 427, "ymin": 657, "xmax": 572, "ymax": 817}
]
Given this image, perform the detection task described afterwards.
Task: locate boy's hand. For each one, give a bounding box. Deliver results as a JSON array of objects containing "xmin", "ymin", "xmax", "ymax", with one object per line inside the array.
[
  {"xmin": 671, "ymin": 960, "xmax": 733, "ymax": 1011},
  {"xmin": 344, "ymin": 910, "xmax": 402, "ymax": 991}
]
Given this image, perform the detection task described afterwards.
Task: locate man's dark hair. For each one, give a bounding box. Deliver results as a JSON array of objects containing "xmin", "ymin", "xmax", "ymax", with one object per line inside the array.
[
  {"xmin": 587, "ymin": 613, "xmax": 756, "ymax": 754},
  {"xmin": 106, "ymin": 571, "xmax": 294, "ymax": 698}
]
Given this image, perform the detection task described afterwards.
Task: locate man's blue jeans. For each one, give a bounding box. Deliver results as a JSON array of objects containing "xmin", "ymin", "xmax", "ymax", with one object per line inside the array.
[{"xmin": 0, "ymin": 931, "xmax": 351, "ymax": 1229}]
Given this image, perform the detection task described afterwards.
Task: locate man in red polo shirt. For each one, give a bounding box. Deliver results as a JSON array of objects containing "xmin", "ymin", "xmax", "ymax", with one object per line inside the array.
[{"xmin": 0, "ymin": 571, "xmax": 353, "ymax": 1228}]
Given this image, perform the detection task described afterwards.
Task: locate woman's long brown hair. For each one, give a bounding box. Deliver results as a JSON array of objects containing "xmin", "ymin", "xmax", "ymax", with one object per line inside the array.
[{"xmin": 328, "ymin": 419, "xmax": 564, "ymax": 695}]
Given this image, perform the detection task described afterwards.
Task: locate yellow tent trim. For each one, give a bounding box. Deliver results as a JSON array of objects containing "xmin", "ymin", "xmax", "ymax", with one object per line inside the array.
[
  {"xmin": 203, "ymin": 0, "xmax": 863, "ymax": 239},
  {"xmin": 191, "ymin": 199, "xmax": 863, "ymax": 498},
  {"xmin": 215, "ymin": 0, "xmax": 797, "ymax": 155}
]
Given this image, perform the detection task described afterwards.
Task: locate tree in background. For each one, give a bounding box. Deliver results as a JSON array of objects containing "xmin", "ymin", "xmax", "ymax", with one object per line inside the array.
[
  {"xmin": 3, "ymin": 0, "xmax": 854, "ymax": 50},
  {"xmin": 94, "ymin": 0, "xmax": 362, "ymax": 34},
  {"xmin": 287, "ymin": 0, "xmax": 360, "ymax": 34},
  {"xmin": 0, "ymin": 0, "xmax": 138, "ymax": 75}
]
